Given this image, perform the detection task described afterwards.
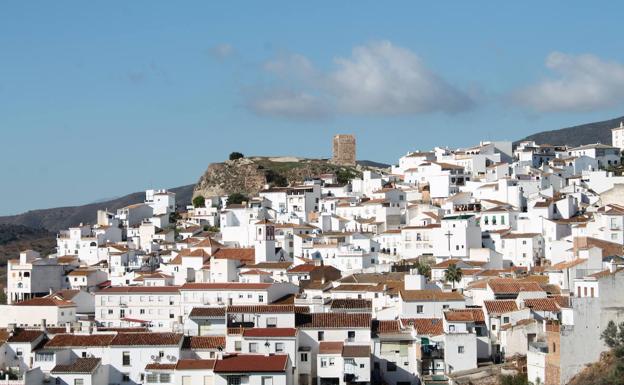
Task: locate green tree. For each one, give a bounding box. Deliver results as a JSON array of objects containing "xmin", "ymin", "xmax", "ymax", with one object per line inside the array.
[
  {"xmin": 227, "ymin": 193, "xmax": 248, "ymax": 205},
  {"xmin": 602, "ymin": 320, "xmax": 624, "ymax": 358},
  {"xmin": 229, "ymin": 152, "xmax": 244, "ymax": 161},
  {"xmin": 416, "ymin": 261, "xmax": 431, "ymax": 279},
  {"xmin": 192, "ymin": 195, "xmax": 206, "ymax": 208},
  {"xmin": 444, "ymin": 263, "xmax": 463, "ymax": 289}
]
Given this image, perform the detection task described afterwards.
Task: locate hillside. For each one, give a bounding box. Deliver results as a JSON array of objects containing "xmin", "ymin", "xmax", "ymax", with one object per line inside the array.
[
  {"xmin": 193, "ymin": 156, "xmax": 375, "ymax": 199},
  {"xmin": 516, "ymin": 115, "xmax": 624, "ymax": 147},
  {"xmin": 0, "ymin": 184, "xmax": 195, "ymax": 233}
]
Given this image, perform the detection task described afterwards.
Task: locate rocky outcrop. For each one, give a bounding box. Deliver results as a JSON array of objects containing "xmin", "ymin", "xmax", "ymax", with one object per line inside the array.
[{"xmin": 193, "ymin": 156, "xmax": 365, "ymax": 199}]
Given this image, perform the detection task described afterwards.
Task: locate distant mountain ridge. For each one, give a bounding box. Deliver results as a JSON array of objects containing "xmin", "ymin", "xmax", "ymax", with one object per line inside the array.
[
  {"xmin": 0, "ymin": 185, "xmax": 195, "ymax": 233},
  {"xmin": 516, "ymin": 115, "xmax": 624, "ymax": 147}
]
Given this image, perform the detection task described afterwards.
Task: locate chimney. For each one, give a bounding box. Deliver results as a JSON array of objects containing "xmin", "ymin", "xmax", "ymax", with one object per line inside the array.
[
  {"xmin": 65, "ymin": 322, "xmax": 71, "ymax": 334},
  {"xmin": 7, "ymin": 323, "xmax": 16, "ymax": 334},
  {"xmin": 40, "ymin": 319, "xmax": 47, "ymax": 332}
]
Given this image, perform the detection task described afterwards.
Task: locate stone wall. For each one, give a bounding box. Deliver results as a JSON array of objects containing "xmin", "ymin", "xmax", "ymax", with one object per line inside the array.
[{"xmin": 332, "ymin": 134, "xmax": 356, "ymax": 166}]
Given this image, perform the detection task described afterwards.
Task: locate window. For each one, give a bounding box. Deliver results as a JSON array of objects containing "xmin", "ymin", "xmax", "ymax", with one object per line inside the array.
[
  {"xmin": 318, "ymin": 331, "xmax": 324, "ymax": 341},
  {"xmin": 122, "ymin": 373, "xmax": 130, "ymax": 382},
  {"xmin": 262, "ymin": 376, "xmax": 273, "ymax": 385},
  {"xmin": 74, "ymin": 380, "xmax": 84, "ymax": 385},
  {"xmin": 449, "ymin": 325, "xmax": 455, "ymax": 332},
  {"xmin": 300, "ymin": 353, "xmax": 308, "ymax": 362},
  {"xmin": 492, "ymin": 324, "xmax": 497, "ymax": 331},
  {"xmin": 146, "ymin": 374, "xmax": 158, "ymax": 383},
  {"xmin": 267, "ymin": 317, "xmax": 277, "ymax": 328},
  {"xmin": 16, "ymin": 348, "xmax": 22, "ymax": 357},
  {"xmin": 228, "ymin": 377, "xmax": 242, "ymax": 385},
  {"xmin": 320, "ymin": 358, "xmax": 327, "ymax": 368},
  {"xmin": 458, "ymin": 346, "xmax": 465, "ymax": 354},
  {"xmin": 234, "ymin": 341, "xmax": 241, "ymax": 351},
  {"xmin": 249, "ymin": 342, "xmax": 258, "ymax": 353},
  {"xmin": 416, "ymin": 305, "xmax": 424, "ymax": 314},
  {"xmin": 387, "ymin": 362, "xmax": 397, "ymax": 372},
  {"xmin": 159, "ymin": 374, "xmax": 170, "ymax": 382},
  {"xmin": 259, "ymin": 295, "xmax": 264, "ymax": 303},
  {"xmin": 275, "ymin": 342, "xmax": 285, "ymax": 352},
  {"xmin": 347, "ymin": 331, "xmax": 355, "ymax": 341},
  {"xmin": 122, "ymin": 351, "xmax": 131, "ymax": 366}
]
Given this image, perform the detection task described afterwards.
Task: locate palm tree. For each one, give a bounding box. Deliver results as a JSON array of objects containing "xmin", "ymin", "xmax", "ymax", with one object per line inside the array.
[{"xmin": 444, "ymin": 263, "xmax": 463, "ymax": 289}]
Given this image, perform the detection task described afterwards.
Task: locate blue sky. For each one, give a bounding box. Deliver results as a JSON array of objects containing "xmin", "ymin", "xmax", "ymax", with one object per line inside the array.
[{"xmin": 2, "ymin": 1, "xmax": 624, "ymax": 215}]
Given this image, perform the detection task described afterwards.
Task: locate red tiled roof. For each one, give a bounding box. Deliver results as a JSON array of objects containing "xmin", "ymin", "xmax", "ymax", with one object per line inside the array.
[
  {"xmin": 402, "ymin": 318, "xmax": 443, "ymax": 336},
  {"xmin": 523, "ymin": 298, "xmax": 561, "ymax": 312},
  {"xmin": 330, "ymin": 299, "xmax": 372, "ymax": 310},
  {"xmin": 243, "ymin": 328, "xmax": 297, "ymax": 338},
  {"xmin": 213, "ymin": 248, "xmax": 255, "ymax": 261},
  {"xmin": 46, "ymin": 334, "xmax": 116, "ymax": 348},
  {"xmin": 111, "ymin": 333, "xmax": 182, "ymax": 346},
  {"xmin": 373, "ymin": 320, "xmax": 403, "ymax": 335},
  {"xmin": 296, "ymin": 313, "xmax": 371, "ymax": 329},
  {"xmin": 214, "ymin": 354, "xmax": 288, "ymax": 373},
  {"xmin": 400, "ymin": 289, "xmax": 464, "ymax": 302},
  {"xmin": 182, "ymin": 336, "xmax": 225, "ymax": 350},
  {"xmin": 7, "ymin": 329, "xmax": 44, "ymax": 343},
  {"xmin": 287, "ymin": 264, "xmax": 317, "ymax": 273},
  {"xmin": 488, "ymin": 279, "xmax": 543, "ymax": 295},
  {"xmin": 483, "ymin": 300, "xmax": 519, "ymax": 315},
  {"xmin": 319, "ymin": 341, "xmax": 344, "ymax": 354},
  {"xmin": 444, "ymin": 308, "xmax": 485, "ymax": 324},
  {"xmin": 189, "ymin": 307, "xmax": 226, "ymax": 318},
  {"xmin": 51, "ymin": 358, "xmax": 100, "ymax": 374},
  {"xmin": 14, "ymin": 297, "xmax": 75, "ymax": 308},
  {"xmin": 342, "ymin": 345, "xmax": 370, "ymax": 357},
  {"xmin": 227, "ymin": 305, "xmax": 309, "ymax": 314}
]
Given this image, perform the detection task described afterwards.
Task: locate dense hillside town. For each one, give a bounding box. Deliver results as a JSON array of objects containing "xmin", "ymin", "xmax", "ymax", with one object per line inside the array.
[{"xmin": 2, "ymin": 130, "xmax": 624, "ymax": 385}]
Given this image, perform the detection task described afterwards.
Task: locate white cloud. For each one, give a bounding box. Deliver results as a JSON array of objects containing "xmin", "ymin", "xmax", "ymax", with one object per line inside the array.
[
  {"xmin": 247, "ymin": 41, "xmax": 474, "ymax": 120},
  {"xmin": 247, "ymin": 89, "xmax": 330, "ymax": 120},
  {"xmin": 513, "ymin": 52, "xmax": 624, "ymax": 112}
]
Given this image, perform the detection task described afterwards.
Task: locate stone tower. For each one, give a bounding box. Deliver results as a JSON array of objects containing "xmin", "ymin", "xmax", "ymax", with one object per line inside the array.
[{"xmin": 332, "ymin": 134, "xmax": 356, "ymax": 166}]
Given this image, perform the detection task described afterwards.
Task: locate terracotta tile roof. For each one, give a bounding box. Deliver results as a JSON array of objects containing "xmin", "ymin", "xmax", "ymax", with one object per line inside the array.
[
  {"xmin": 500, "ymin": 232, "xmax": 541, "ymax": 239},
  {"xmin": 182, "ymin": 336, "xmax": 225, "ymax": 350},
  {"xmin": 287, "ymin": 264, "xmax": 317, "ymax": 273},
  {"xmin": 239, "ymin": 269, "xmax": 272, "ymax": 275},
  {"xmin": 243, "ymin": 328, "xmax": 298, "ymax": 338},
  {"xmin": 97, "ymin": 286, "xmax": 180, "ymax": 293},
  {"xmin": 181, "ymin": 283, "xmax": 272, "ymax": 290},
  {"xmin": 483, "ymin": 300, "xmax": 519, "ymax": 315},
  {"xmin": 319, "ymin": 341, "xmax": 344, "ymax": 354},
  {"xmin": 178, "ymin": 248, "xmax": 211, "ymax": 258},
  {"xmin": 402, "ymin": 318, "xmax": 443, "ymax": 336},
  {"xmin": 51, "ymin": 358, "xmax": 100, "ymax": 374},
  {"xmin": 145, "ymin": 363, "xmax": 176, "ymax": 370},
  {"xmin": 14, "ymin": 297, "xmax": 75, "ymax": 308},
  {"xmin": 189, "ymin": 307, "xmax": 226, "ymax": 318},
  {"xmin": 332, "ymin": 284, "xmax": 384, "ymax": 292},
  {"xmin": 111, "ymin": 333, "xmax": 183, "ymax": 346},
  {"xmin": 214, "ymin": 354, "xmax": 289, "ymax": 373},
  {"xmin": 296, "ymin": 313, "xmax": 372, "ymax": 329},
  {"xmin": 552, "ymin": 295, "xmax": 571, "ymax": 308},
  {"xmin": 176, "ymin": 359, "xmax": 217, "ymax": 370},
  {"xmin": 548, "ymin": 258, "xmax": 587, "ymax": 270},
  {"xmin": 195, "ymin": 237, "xmax": 224, "ymax": 248},
  {"xmin": 342, "ymin": 345, "xmax": 370, "ymax": 357},
  {"xmin": 444, "ymin": 308, "xmax": 485, "ymax": 324},
  {"xmin": 46, "ymin": 334, "xmax": 116, "ymax": 348},
  {"xmin": 7, "ymin": 329, "xmax": 44, "ymax": 343},
  {"xmin": 67, "ymin": 268, "xmax": 97, "ymax": 276},
  {"xmin": 227, "ymin": 305, "xmax": 309, "ymax": 314},
  {"xmin": 488, "ymin": 279, "xmax": 543, "ymax": 295},
  {"xmin": 46, "ymin": 289, "xmax": 81, "ymax": 301},
  {"xmin": 372, "ymin": 320, "xmax": 403, "ymax": 335},
  {"xmin": 245, "ymin": 262, "xmax": 292, "ymax": 270},
  {"xmin": 523, "ymin": 298, "xmax": 561, "ymax": 312},
  {"xmin": 400, "ymin": 289, "xmax": 464, "ymax": 302},
  {"xmin": 213, "ymin": 248, "xmax": 255, "ymax": 261},
  {"xmin": 330, "ymin": 299, "xmax": 372, "ymax": 310}
]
